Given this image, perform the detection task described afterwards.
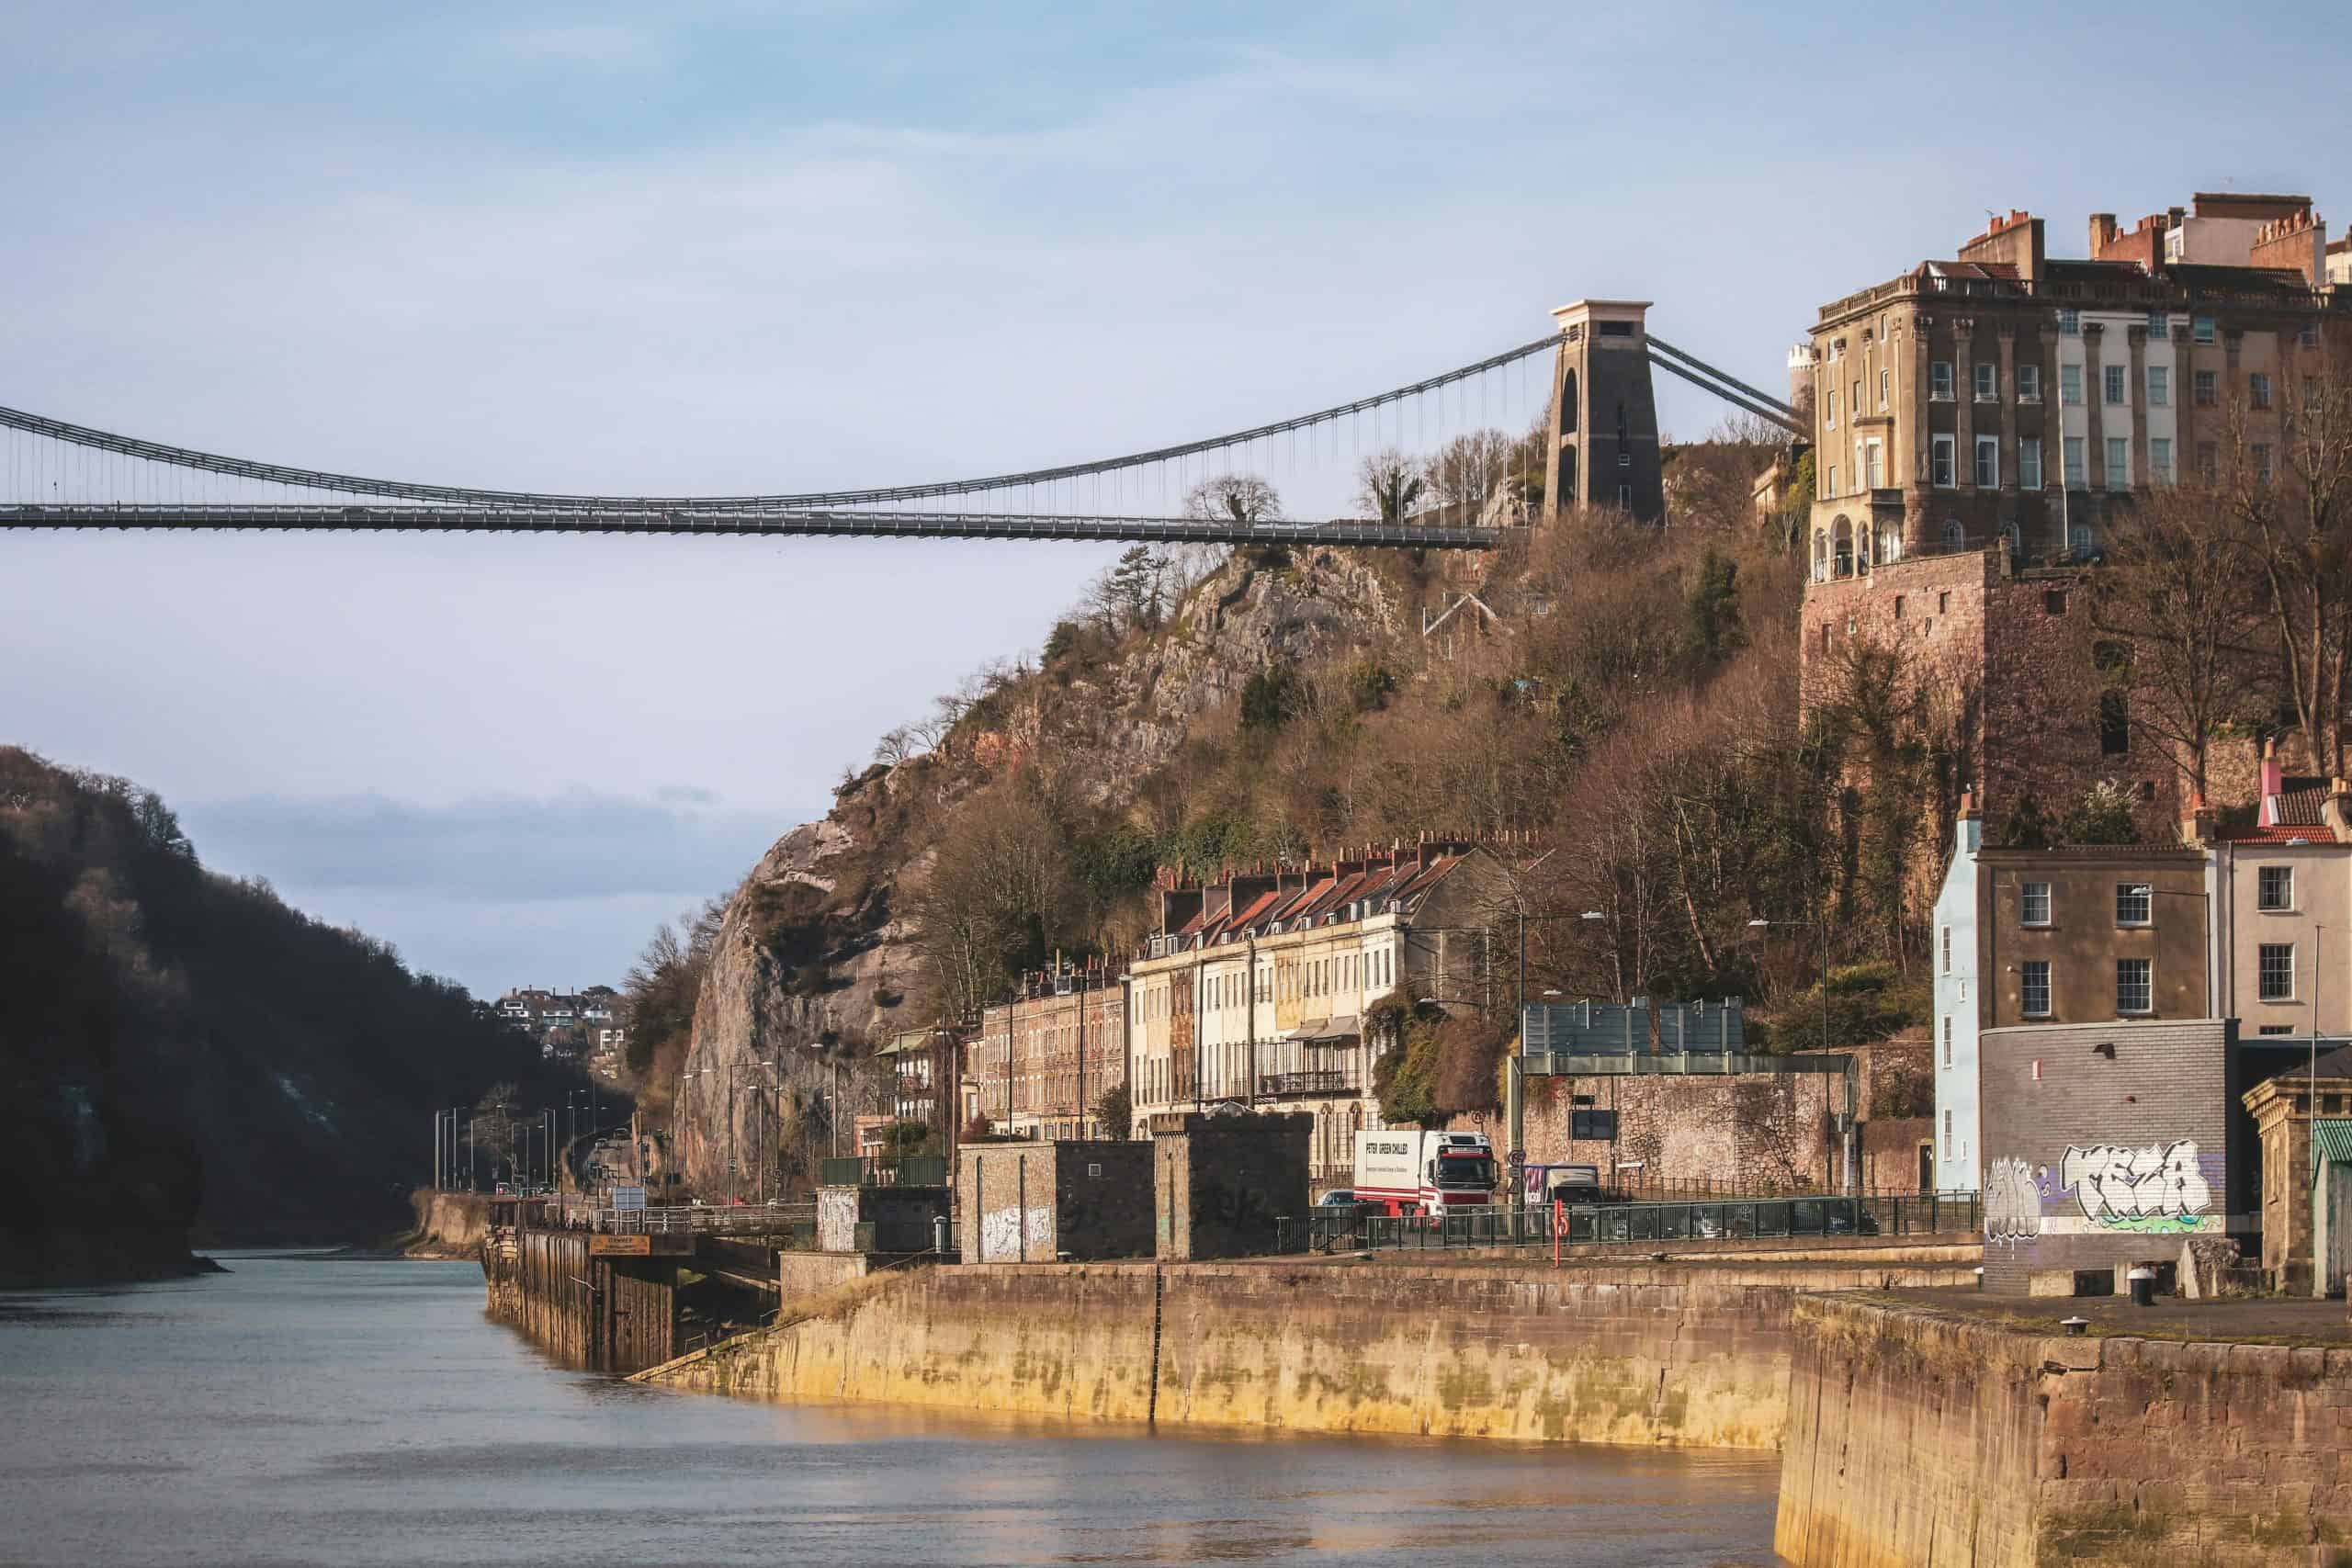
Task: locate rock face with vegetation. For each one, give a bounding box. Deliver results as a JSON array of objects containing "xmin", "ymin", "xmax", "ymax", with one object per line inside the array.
[
  {"xmin": 663, "ymin": 434, "xmax": 1980, "ymax": 1194},
  {"xmin": 0, "ymin": 748, "xmax": 574, "ymax": 1276}
]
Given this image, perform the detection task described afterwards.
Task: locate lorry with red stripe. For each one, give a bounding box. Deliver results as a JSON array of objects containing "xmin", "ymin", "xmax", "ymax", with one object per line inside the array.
[{"xmin": 1351, "ymin": 1129, "xmax": 1498, "ymax": 1217}]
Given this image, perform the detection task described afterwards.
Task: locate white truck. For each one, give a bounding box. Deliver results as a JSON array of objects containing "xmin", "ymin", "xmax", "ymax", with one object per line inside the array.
[{"xmin": 1352, "ymin": 1129, "xmax": 1498, "ymax": 1217}]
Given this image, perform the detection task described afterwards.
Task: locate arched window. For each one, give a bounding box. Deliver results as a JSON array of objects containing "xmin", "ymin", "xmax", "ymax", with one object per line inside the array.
[
  {"xmin": 2002, "ymin": 522, "xmax": 2023, "ymax": 558},
  {"xmin": 1941, "ymin": 517, "xmax": 1964, "ymax": 550},
  {"xmin": 1559, "ymin": 368, "xmax": 1578, "ymax": 434},
  {"xmin": 2068, "ymin": 524, "xmax": 2094, "ymax": 556},
  {"xmin": 1832, "ymin": 516, "xmax": 1854, "ymax": 577}
]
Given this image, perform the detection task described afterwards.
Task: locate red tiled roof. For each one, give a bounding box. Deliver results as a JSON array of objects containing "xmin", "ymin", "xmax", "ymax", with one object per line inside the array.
[
  {"xmin": 2216, "ymin": 823, "xmax": 2335, "ymax": 844},
  {"xmin": 2274, "ymin": 786, "xmax": 2328, "ymax": 828}
]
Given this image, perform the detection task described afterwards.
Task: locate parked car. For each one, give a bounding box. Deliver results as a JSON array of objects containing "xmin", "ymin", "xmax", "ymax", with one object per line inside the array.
[{"xmin": 1316, "ymin": 1189, "xmax": 1358, "ymax": 1208}]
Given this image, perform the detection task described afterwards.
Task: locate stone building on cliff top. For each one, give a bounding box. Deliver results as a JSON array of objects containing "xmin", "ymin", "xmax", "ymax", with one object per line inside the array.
[{"xmin": 1797, "ymin": 191, "xmax": 2352, "ymax": 836}]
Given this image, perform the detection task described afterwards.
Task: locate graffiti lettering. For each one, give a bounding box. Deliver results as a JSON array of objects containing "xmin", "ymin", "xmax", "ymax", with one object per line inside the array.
[
  {"xmin": 1983, "ymin": 1156, "xmax": 2042, "ymax": 1247},
  {"xmin": 2059, "ymin": 1140, "xmax": 2211, "ymax": 1233},
  {"xmin": 978, "ymin": 1204, "xmax": 1053, "ymax": 1262}
]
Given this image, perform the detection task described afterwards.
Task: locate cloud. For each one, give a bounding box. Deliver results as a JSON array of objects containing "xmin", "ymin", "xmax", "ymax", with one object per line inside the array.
[{"xmin": 178, "ymin": 788, "xmax": 792, "ymax": 904}]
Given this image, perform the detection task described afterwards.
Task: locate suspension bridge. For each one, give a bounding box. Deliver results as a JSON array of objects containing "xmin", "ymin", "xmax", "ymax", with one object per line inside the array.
[{"xmin": 0, "ymin": 306, "xmax": 1797, "ymax": 549}]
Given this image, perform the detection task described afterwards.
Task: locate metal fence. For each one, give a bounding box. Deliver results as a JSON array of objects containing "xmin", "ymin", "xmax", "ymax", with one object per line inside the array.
[
  {"xmin": 548, "ymin": 1200, "xmax": 817, "ymax": 1236},
  {"xmin": 819, "ymin": 1154, "xmax": 950, "ymax": 1188},
  {"xmin": 1278, "ymin": 1191, "xmax": 1982, "ymax": 1257}
]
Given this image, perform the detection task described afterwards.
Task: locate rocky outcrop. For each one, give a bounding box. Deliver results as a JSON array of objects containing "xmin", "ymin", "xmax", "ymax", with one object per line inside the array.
[{"xmin": 675, "ymin": 547, "xmax": 1414, "ymax": 1192}]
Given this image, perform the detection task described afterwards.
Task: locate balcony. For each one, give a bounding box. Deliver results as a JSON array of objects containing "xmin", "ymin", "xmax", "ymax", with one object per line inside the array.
[{"xmin": 1258, "ymin": 1069, "xmax": 1355, "ymax": 1099}]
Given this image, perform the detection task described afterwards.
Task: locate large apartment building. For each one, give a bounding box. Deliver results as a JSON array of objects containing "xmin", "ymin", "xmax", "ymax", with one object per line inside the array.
[
  {"xmin": 1800, "ymin": 192, "xmax": 2351, "ymax": 834},
  {"xmin": 971, "ymin": 959, "xmax": 1125, "ymax": 1141},
  {"xmin": 1125, "ymin": 840, "xmax": 1512, "ymax": 1180}
]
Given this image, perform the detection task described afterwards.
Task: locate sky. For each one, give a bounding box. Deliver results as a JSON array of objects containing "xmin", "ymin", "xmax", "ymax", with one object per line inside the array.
[{"xmin": 3, "ymin": 1, "xmax": 2346, "ymax": 995}]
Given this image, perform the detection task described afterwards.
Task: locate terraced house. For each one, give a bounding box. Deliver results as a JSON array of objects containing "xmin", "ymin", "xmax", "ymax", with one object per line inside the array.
[{"xmin": 1124, "ymin": 838, "xmax": 1513, "ymax": 1183}]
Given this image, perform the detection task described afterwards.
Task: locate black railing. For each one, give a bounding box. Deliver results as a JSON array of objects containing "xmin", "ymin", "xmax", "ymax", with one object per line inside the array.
[
  {"xmin": 1258, "ymin": 1069, "xmax": 1353, "ymax": 1098},
  {"xmin": 820, "ymin": 1153, "xmax": 950, "ymax": 1188},
  {"xmin": 1277, "ymin": 1191, "xmax": 1982, "ymax": 1257}
]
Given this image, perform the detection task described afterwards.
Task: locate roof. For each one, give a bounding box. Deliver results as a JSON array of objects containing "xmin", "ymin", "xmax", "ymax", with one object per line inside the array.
[
  {"xmin": 2217, "ymin": 824, "xmax": 2340, "ymax": 844},
  {"xmin": 2276, "ymin": 784, "xmax": 2329, "ymax": 827},
  {"xmin": 2315, "ymin": 1121, "xmax": 2352, "ymax": 1165}
]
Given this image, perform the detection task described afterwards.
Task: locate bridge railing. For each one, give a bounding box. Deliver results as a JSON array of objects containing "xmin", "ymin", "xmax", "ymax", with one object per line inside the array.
[{"xmin": 545, "ymin": 1200, "xmax": 816, "ymax": 1236}]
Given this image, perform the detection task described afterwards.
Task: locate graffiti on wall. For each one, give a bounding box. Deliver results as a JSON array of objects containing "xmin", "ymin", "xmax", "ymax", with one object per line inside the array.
[
  {"xmin": 1984, "ymin": 1156, "xmax": 2043, "ymax": 1247},
  {"xmin": 2059, "ymin": 1140, "xmax": 2211, "ymax": 1233},
  {"xmin": 978, "ymin": 1204, "xmax": 1054, "ymax": 1262}
]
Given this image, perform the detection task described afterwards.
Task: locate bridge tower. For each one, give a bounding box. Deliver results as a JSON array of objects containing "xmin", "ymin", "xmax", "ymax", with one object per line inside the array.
[{"xmin": 1542, "ymin": 299, "xmax": 1664, "ymax": 524}]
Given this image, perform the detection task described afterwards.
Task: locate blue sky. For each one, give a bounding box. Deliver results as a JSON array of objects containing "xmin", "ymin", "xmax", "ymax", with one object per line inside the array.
[{"xmin": 3, "ymin": 2, "xmax": 2345, "ymax": 994}]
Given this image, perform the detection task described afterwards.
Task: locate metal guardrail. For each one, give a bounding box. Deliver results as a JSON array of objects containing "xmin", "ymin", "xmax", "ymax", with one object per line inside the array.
[
  {"xmin": 1278, "ymin": 1192, "xmax": 1983, "ymax": 1256},
  {"xmin": 548, "ymin": 1200, "xmax": 816, "ymax": 1236},
  {"xmin": 820, "ymin": 1154, "xmax": 949, "ymax": 1188}
]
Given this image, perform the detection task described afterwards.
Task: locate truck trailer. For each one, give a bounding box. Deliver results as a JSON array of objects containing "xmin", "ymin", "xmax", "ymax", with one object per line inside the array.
[{"xmin": 1352, "ymin": 1129, "xmax": 1498, "ymax": 1217}]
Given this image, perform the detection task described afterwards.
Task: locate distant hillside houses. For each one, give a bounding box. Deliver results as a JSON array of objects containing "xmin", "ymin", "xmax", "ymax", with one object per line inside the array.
[{"xmin": 497, "ymin": 986, "xmax": 626, "ymax": 1079}]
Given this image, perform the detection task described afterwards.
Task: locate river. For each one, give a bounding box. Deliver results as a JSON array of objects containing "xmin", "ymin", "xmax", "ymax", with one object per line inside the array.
[{"xmin": 0, "ymin": 1255, "xmax": 1783, "ymax": 1566}]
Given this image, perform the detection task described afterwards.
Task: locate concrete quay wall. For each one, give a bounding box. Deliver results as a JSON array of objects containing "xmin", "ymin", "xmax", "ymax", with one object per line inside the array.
[
  {"xmin": 1774, "ymin": 1294, "xmax": 2352, "ymax": 1566},
  {"xmin": 648, "ymin": 1256, "xmax": 1973, "ymax": 1449}
]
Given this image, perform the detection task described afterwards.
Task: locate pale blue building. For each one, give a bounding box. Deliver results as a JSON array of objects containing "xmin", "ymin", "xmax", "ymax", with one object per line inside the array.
[{"xmin": 1930, "ymin": 803, "xmax": 1984, "ymax": 1191}]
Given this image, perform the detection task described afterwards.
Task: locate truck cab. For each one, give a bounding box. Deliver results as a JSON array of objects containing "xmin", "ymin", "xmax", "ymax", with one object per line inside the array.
[{"xmin": 1354, "ymin": 1129, "xmax": 1497, "ymax": 1217}]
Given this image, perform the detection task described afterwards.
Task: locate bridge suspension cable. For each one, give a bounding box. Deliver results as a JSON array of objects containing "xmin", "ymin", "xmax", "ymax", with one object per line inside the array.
[{"xmin": 0, "ymin": 334, "xmax": 1560, "ymax": 513}]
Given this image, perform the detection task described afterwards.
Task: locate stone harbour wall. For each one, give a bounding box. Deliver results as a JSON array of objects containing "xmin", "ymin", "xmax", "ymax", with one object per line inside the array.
[
  {"xmin": 1775, "ymin": 1294, "xmax": 2352, "ymax": 1566},
  {"xmin": 645, "ymin": 1255, "xmax": 1974, "ymax": 1448}
]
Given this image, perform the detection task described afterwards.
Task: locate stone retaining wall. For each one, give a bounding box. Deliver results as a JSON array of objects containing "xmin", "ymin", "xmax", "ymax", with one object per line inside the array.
[
  {"xmin": 1775, "ymin": 1295, "xmax": 2352, "ymax": 1565},
  {"xmin": 649, "ymin": 1256, "xmax": 1973, "ymax": 1448}
]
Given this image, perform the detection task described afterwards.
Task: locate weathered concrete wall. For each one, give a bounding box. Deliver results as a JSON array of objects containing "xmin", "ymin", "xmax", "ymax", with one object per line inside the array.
[
  {"xmin": 648, "ymin": 1256, "xmax": 1974, "ymax": 1448},
  {"xmin": 958, "ymin": 1143, "xmax": 1153, "ymax": 1263},
  {"xmin": 1775, "ymin": 1294, "xmax": 2352, "ymax": 1566},
  {"xmin": 406, "ymin": 1189, "xmax": 490, "ymax": 1258}
]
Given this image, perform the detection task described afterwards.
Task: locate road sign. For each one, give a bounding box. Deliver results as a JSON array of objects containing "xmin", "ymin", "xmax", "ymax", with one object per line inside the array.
[{"xmin": 610, "ymin": 1185, "xmax": 646, "ymax": 1212}]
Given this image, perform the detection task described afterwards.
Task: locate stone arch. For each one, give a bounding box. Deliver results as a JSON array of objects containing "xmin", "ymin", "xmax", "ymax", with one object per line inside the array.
[{"xmin": 1831, "ymin": 514, "xmax": 1854, "ymax": 576}]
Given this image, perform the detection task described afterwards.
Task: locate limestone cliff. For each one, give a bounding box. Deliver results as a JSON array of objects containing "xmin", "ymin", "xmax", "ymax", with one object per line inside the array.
[{"xmin": 675, "ymin": 546, "xmax": 1416, "ymax": 1191}]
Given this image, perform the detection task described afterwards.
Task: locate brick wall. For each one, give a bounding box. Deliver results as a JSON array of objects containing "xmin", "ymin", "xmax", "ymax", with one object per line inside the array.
[
  {"xmin": 957, "ymin": 1141, "xmax": 1155, "ymax": 1263},
  {"xmin": 1978, "ymin": 1017, "xmax": 2242, "ymax": 1293},
  {"xmin": 1153, "ymin": 1113, "xmax": 1312, "ymax": 1259}
]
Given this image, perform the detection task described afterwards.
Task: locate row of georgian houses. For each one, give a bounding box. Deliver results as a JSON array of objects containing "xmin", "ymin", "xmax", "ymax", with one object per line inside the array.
[{"xmin": 945, "ymin": 837, "xmax": 1514, "ymax": 1183}]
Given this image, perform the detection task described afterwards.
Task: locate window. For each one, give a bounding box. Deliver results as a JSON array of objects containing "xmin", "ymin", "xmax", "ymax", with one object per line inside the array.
[
  {"xmin": 2117, "ymin": 958, "xmax": 2154, "ymax": 1015},
  {"xmin": 1937, "ymin": 591, "xmax": 1950, "ymax": 615},
  {"xmin": 2070, "ymin": 522, "xmax": 2093, "ymax": 554},
  {"xmin": 1930, "ymin": 361, "xmax": 1954, "ymax": 400},
  {"xmin": 2194, "ymin": 369, "xmax": 2217, "ymax": 407},
  {"xmin": 1826, "ymin": 389, "xmax": 1838, "ymax": 430},
  {"xmin": 2104, "ymin": 365, "xmax": 2127, "ymax": 405},
  {"xmin": 2310, "ymin": 378, "xmax": 2325, "ymax": 413},
  {"xmin": 2198, "ymin": 441, "xmax": 2219, "ymax": 484},
  {"xmin": 1974, "ymin": 436, "xmax": 2000, "ymax": 488},
  {"xmin": 2146, "ymin": 365, "xmax": 2169, "ymax": 406},
  {"xmin": 1941, "ymin": 1017, "xmax": 1952, "ymax": 1066},
  {"xmin": 2022, "ymin": 961, "xmax": 2052, "ymax": 1018},
  {"xmin": 2064, "ymin": 436, "xmax": 2086, "ymax": 488},
  {"xmin": 1975, "ymin": 363, "xmax": 1998, "ymax": 400},
  {"xmin": 1570, "ymin": 1109, "xmax": 1617, "ymax": 1141},
  {"xmin": 1931, "ymin": 434, "xmax": 1956, "ymax": 488},
  {"xmin": 2061, "ymin": 364, "xmax": 2084, "ymax": 405},
  {"xmin": 2021, "ymin": 882, "xmax": 2052, "ymax": 926},
  {"xmin": 2099, "ymin": 689, "xmax": 2130, "ymax": 753},
  {"xmin": 1617, "ymin": 482, "xmax": 1633, "ymax": 510},
  {"xmin": 2147, "ymin": 310, "xmax": 2170, "ymax": 338},
  {"xmin": 2260, "ymin": 943, "xmax": 2295, "ymax": 1002},
  {"xmin": 2150, "ymin": 438, "xmax": 2173, "ymax": 485},
  {"xmin": 2044, "ymin": 589, "xmax": 2069, "ymax": 615},
  {"xmin": 1879, "ymin": 368, "xmax": 1890, "ymax": 411},
  {"xmin": 1942, "ymin": 518, "xmax": 1964, "ymax": 550},
  {"xmin": 2251, "ymin": 373, "xmax": 2273, "ymax": 410},
  {"xmin": 2018, "ymin": 364, "xmax": 2041, "ymax": 402},
  {"xmin": 2115, "ymin": 884, "xmax": 2153, "ymax": 926},
  {"xmin": 1943, "ymin": 1109, "xmax": 1953, "ymax": 1158},
  {"xmin": 2106, "ymin": 437, "xmax": 2129, "ymax": 491},
  {"xmin": 2019, "ymin": 436, "xmax": 2044, "ymax": 491},
  {"xmin": 1826, "ymin": 464, "xmax": 1838, "ymax": 497},
  {"xmin": 2301, "ymin": 322, "xmax": 2322, "ymax": 349},
  {"xmin": 1940, "ymin": 926, "xmax": 1951, "ymax": 973},
  {"xmin": 1852, "ymin": 378, "xmax": 1863, "ymax": 418},
  {"xmin": 2255, "ymin": 444, "xmax": 2274, "ymax": 484},
  {"xmin": 2259, "ymin": 865, "xmax": 2294, "ymax": 911},
  {"xmin": 2194, "ymin": 315, "xmax": 2215, "ymax": 344},
  {"xmin": 1867, "ymin": 439, "xmax": 1884, "ymax": 489},
  {"xmin": 2261, "ymin": 1024, "xmax": 2297, "ymax": 1036},
  {"xmin": 2059, "ymin": 309, "xmax": 2080, "ymax": 335}
]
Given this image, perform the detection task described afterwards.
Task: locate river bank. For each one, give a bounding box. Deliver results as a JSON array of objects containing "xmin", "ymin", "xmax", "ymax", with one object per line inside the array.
[{"xmin": 0, "ymin": 1227, "xmax": 225, "ymax": 1291}]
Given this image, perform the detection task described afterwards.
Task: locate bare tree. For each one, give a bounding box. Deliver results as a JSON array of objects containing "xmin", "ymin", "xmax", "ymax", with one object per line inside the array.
[
  {"xmin": 904, "ymin": 782, "xmax": 1075, "ymax": 1028},
  {"xmin": 1358, "ymin": 450, "xmax": 1425, "ymax": 525},
  {"xmin": 1182, "ymin": 473, "xmax": 1281, "ymax": 527},
  {"xmin": 1426, "ymin": 430, "xmax": 1514, "ymax": 525},
  {"xmin": 2088, "ymin": 479, "xmax": 2267, "ymax": 801},
  {"xmin": 2232, "ymin": 367, "xmax": 2352, "ymax": 775}
]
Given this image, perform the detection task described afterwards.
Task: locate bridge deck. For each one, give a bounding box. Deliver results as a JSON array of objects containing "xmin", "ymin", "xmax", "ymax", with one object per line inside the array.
[{"xmin": 0, "ymin": 504, "xmax": 1508, "ymax": 548}]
